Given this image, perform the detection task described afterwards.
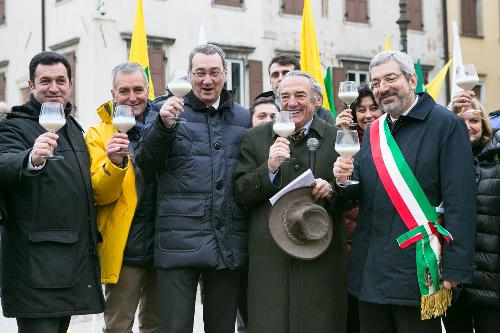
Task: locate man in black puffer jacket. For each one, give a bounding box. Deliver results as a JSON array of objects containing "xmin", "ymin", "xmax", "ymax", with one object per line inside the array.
[
  {"xmin": 137, "ymin": 44, "xmax": 250, "ymax": 333},
  {"xmin": 0, "ymin": 51, "xmax": 104, "ymax": 332}
]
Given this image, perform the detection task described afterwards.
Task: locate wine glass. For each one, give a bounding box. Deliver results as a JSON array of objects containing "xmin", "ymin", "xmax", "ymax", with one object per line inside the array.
[
  {"xmin": 455, "ymin": 64, "xmax": 479, "ymax": 91},
  {"xmin": 112, "ymin": 105, "xmax": 135, "ymax": 155},
  {"xmin": 167, "ymin": 70, "xmax": 191, "ymax": 124},
  {"xmin": 335, "ymin": 129, "xmax": 360, "ymax": 186},
  {"xmin": 273, "ymin": 111, "xmax": 296, "ymax": 162},
  {"xmin": 39, "ymin": 102, "xmax": 66, "ymax": 160},
  {"xmin": 338, "ymin": 81, "xmax": 359, "ymax": 127}
]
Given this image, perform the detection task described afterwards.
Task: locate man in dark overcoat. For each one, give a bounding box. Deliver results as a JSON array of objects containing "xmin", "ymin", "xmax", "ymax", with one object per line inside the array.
[
  {"xmin": 334, "ymin": 51, "xmax": 476, "ymax": 333},
  {"xmin": 234, "ymin": 70, "xmax": 347, "ymax": 333},
  {"xmin": 0, "ymin": 51, "xmax": 104, "ymax": 332}
]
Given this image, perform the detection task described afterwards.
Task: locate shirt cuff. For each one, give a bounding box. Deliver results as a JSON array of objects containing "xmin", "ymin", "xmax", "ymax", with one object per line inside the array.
[
  {"xmin": 268, "ymin": 169, "xmax": 278, "ymax": 183},
  {"xmin": 26, "ymin": 151, "xmax": 46, "ymax": 171}
]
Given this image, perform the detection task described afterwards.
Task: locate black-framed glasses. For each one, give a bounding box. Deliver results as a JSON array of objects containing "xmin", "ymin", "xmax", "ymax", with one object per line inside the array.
[
  {"xmin": 368, "ymin": 73, "xmax": 404, "ymax": 91},
  {"xmin": 191, "ymin": 70, "xmax": 223, "ymax": 79}
]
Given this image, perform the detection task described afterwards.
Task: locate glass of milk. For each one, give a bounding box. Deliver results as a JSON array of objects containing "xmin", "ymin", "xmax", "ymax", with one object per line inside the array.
[
  {"xmin": 166, "ymin": 74, "xmax": 192, "ymax": 124},
  {"xmin": 112, "ymin": 105, "xmax": 135, "ymax": 155},
  {"xmin": 335, "ymin": 129, "xmax": 360, "ymax": 186},
  {"xmin": 338, "ymin": 81, "xmax": 359, "ymax": 127},
  {"xmin": 273, "ymin": 111, "xmax": 296, "ymax": 161},
  {"xmin": 455, "ymin": 64, "xmax": 479, "ymax": 91},
  {"xmin": 39, "ymin": 102, "xmax": 66, "ymax": 160}
]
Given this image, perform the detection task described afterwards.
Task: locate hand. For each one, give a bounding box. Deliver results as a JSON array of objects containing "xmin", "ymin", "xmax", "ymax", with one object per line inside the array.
[
  {"xmin": 311, "ymin": 178, "xmax": 333, "ymax": 200},
  {"xmin": 159, "ymin": 96, "xmax": 184, "ymax": 128},
  {"xmin": 107, "ymin": 133, "xmax": 129, "ymax": 166},
  {"xmin": 267, "ymin": 137, "xmax": 291, "ymax": 173},
  {"xmin": 31, "ymin": 132, "xmax": 59, "ymax": 166},
  {"xmin": 335, "ymin": 109, "xmax": 354, "ymax": 129},
  {"xmin": 451, "ymin": 90, "xmax": 475, "ymax": 114},
  {"xmin": 443, "ymin": 280, "xmax": 459, "ymax": 290},
  {"xmin": 333, "ymin": 156, "xmax": 354, "ymax": 183}
]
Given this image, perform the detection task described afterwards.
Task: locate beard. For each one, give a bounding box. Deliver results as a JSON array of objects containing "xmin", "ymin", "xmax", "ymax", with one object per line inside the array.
[{"xmin": 378, "ymin": 89, "xmax": 415, "ymax": 117}]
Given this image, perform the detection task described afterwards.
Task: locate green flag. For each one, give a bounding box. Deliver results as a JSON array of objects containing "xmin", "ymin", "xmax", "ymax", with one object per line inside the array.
[
  {"xmin": 415, "ymin": 59, "xmax": 425, "ymax": 94},
  {"xmin": 324, "ymin": 67, "xmax": 336, "ymax": 118}
]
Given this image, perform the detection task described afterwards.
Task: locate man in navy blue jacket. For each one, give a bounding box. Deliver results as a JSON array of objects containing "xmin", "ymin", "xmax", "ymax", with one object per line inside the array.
[
  {"xmin": 334, "ymin": 51, "xmax": 476, "ymax": 333},
  {"xmin": 137, "ymin": 44, "xmax": 250, "ymax": 333}
]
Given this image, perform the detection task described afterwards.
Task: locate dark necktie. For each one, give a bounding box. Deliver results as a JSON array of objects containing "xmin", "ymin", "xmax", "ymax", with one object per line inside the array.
[
  {"xmin": 290, "ymin": 128, "xmax": 306, "ymax": 143},
  {"xmin": 387, "ymin": 117, "xmax": 395, "ymax": 132}
]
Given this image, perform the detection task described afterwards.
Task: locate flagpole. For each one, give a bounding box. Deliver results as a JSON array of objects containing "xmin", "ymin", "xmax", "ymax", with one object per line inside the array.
[
  {"xmin": 396, "ymin": 0, "xmax": 409, "ymax": 53},
  {"xmin": 441, "ymin": 0, "xmax": 450, "ymax": 102}
]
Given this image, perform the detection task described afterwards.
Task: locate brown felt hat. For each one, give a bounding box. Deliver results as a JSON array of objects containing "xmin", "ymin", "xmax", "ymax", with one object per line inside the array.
[{"xmin": 268, "ymin": 187, "xmax": 332, "ymax": 260}]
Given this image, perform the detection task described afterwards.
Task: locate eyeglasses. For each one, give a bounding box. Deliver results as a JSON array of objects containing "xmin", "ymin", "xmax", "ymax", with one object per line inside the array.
[
  {"xmin": 368, "ymin": 73, "xmax": 404, "ymax": 91},
  {"xmin": 191, "ymin": 70, "xmax": 224, "ymax": 79}
]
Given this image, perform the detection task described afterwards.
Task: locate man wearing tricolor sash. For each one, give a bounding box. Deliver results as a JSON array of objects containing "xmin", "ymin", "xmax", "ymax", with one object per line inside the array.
[{"xmin": 333, "ymin": 51, "xmax": 476, "ymax": 333}]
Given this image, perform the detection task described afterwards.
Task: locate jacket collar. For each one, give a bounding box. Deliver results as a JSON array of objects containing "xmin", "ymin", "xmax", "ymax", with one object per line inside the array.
[
  {"xmin": 96, "ymin": 100, "xmax": 154, "ymax": 124},
  {"xmin": 404, "ymin": 92, "xmax": 435, "ymax": 121},
  {"xmin": 184, "ymin": 89, "xmax": 234, "ymax": 113},
  {"xmin": 9, "ymin": 94, "xmax": 73, "ymax": 120}
]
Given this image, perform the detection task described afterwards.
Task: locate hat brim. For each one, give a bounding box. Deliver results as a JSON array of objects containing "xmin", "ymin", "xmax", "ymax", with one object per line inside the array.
[{"xmin": 268, "ymin": 187, "xmax": 333, "ymax": 260}]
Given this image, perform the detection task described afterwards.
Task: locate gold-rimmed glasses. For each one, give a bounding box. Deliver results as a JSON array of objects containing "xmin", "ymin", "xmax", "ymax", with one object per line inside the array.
[{"xmin": 368, "ymin": 73, "xmax": 404, "ymax": 91}]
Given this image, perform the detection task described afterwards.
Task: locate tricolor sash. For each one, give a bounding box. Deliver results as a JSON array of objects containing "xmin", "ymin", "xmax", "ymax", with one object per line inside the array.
[{"xmin": 370, "ymin": 114, "xmax": 453, "ymax": 320}]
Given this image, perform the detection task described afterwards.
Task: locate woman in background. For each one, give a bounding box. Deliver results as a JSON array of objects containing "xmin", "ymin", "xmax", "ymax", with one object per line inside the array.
[
  {"xmin": 335, "ymin": 85, "xmax": 383, "ymax": 333},
  {"xmin": 443, "ymin": 97, "xmax": 500, "ymax": 333}
]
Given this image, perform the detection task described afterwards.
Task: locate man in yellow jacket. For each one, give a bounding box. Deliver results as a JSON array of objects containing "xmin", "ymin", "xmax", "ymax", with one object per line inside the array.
[{"xmin": 85, "ymin": 62, "xmax": 158, "ymax": 333}]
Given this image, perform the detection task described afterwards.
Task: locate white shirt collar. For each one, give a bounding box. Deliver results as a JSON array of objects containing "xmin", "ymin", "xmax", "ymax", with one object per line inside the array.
[
  {"xmin": 301, "ymin": 117, "xmax": 314, "ymax": 135},
  {"xmin": 390, "ymin": 95, "xmax": 419, "ymax": 122},
  {"xmin": 212, "ymin": 97, "xmax": 221, "ymax": 110}
]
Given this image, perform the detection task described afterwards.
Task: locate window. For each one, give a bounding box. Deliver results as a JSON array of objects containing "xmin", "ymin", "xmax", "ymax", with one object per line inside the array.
[
  {"xmin": 226, "ymin": 59, "xmax": 244, "ymax": 105},
  {"xmin": 248, "ymin": 60, "xmax": 263, "ymax": 101},
  {"xmin": 461, "ymin": 0, "xmax": 482, "ymax": 36},
  {"xmin": 345, "ymin": 0, "xmax": 368, "ymax": 23},
  {"xmin": 20, "ymin": 87, "xmax": 30, "ymax": 103},
  {"xmin": 347, "ymin": 70, "xmax": 368, "ymax": 86},
  {"xmin": 329, "ymin": 67, "xmax": 346, "ymax": 112},
  {"xmin": 62, "ymin": 51, "xmax": 77, "ymax": 116},
  {"xmin": 214, "ymin": 0, "xmax": 243, "ymax": 6},
  {"xmin": 282, "ymin": 0, "xmax": 304, "ymax": 16},
  {"xmin": 0, "ymin": 72, "xmax": 5, "ymax": 101},
  {"xmin": 408, "ymin": 0, "xmax": 423, "ymax": 30},
  {"xmin": 148, "ymin": 48, "xmax": 166, "ymax": 98},
  {"xmin": 322, "ymin": 0, "xmax": 329, "ymax": 17},
  {"xmin": 0, "ymin": 0, "xmax": 5, "ymax": 25}
]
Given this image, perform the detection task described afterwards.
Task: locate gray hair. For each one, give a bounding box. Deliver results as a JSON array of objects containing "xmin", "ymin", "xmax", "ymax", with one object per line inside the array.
[
  {"xmin": 111, "ymin": 62, "xmax": 148, "ymax": 89},
  {"xmin": 188, "ymin": 44, "xmax": 227, "ymax": 71},
  {"xmin": 369, "ymin": 51, "xmax": 416, "ymax": 79},
  {"xmin": 277, "ymin": 70, "xmax": 323, "ymax": 98}
]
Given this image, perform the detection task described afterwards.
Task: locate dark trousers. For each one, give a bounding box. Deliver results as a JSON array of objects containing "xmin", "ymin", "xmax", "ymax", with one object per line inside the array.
[
  {"xmin": 157, "ymin": 267, "xmax": 241, "ymax": 333},
  {"xmin": 16, "ymin": 316, "xmax": 71, "ymax": 333},
  {"xmin": 236, "ymin": 270, "xmax": 248, "ymax": 332},
  {"xmin": 442, "ymin": 299, "xmax": 500, "ymax": 333},
  {"xmin": 347, "ymin": 293, "xmax": 360, "ymax": 333},
  {"xmin": 358, "ymin": 300, "xmax": 441, "ymax": 333}
]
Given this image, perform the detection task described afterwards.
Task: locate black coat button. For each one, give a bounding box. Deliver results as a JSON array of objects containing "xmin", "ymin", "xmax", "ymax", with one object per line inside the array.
[
  {"xmin": 293, "ymin": 164, "xmax": 300, "ymax": 171},
  {"xmin": 216, "ymin": 182, "xmax": 223, "ymax": 190},
  {"xmin": 214, "ymin": 142, "xmax": 221, "ymax": 150}
]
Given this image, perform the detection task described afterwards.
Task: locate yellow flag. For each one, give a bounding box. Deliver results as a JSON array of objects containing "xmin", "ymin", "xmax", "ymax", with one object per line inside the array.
[
  {"xmin": 300, "ymin": 0, "xmax": 331, "ymax": 110},
  {"xmin": 385, "ymin": 34, "xmax": 392, "ymax": 51},
  {"xmin": 129, "ymin": 0, "xmax": 155, "ymax": 100},
  {"xmin": 425, "ymin": 59, "xmax": 453, "ymax": 100}
]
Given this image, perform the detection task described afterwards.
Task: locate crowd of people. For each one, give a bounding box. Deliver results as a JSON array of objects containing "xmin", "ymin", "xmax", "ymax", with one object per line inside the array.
[{"xmin": 0, "ymin": 46, "xmax": 498, "ymax": 333}]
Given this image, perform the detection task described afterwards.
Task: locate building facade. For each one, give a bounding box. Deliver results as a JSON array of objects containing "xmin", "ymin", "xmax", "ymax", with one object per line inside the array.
[
  {"xmin": 0, "ymin": 0, "xmax": 446, "ymax": 129},
  {"xmin": 447, "ymin": 0, "xmax": 500, "ymax": 112}
]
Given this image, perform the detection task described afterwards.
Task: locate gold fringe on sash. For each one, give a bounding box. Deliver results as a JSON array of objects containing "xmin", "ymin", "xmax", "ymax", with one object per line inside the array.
[{"xmin": 420, "ymin": 287, "xmax": 452, "ymax": 320}]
